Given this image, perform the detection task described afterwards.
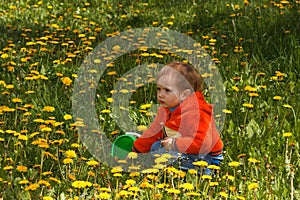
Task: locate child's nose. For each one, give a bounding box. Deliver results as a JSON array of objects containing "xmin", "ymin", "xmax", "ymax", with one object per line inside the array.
[{"xmin": 157, "ymin": 90, "xmax": 164, "ymax": 98}]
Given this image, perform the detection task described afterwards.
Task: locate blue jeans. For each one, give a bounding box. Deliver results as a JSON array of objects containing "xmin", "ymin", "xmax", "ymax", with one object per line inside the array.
[{"xmin": 150, "ymin": 140, "xmax": 223, "ymax": 175}]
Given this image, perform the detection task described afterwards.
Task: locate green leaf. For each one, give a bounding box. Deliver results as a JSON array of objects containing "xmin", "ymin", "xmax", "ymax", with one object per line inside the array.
[{"xmin": 245, "ymin": 119, "xmax": 261, "ymax": 138}]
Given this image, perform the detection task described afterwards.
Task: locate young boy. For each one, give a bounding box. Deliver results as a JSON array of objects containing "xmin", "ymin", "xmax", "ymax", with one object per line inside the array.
[{"xmin": 132, "ymin": 61, "xmax": 223, "ymax": 173}]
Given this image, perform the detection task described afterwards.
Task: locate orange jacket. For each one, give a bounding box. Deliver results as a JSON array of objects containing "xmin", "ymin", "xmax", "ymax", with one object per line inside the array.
[{"xmin": 132, "ymin": 91, "xmax": 223, "ymax": 155}]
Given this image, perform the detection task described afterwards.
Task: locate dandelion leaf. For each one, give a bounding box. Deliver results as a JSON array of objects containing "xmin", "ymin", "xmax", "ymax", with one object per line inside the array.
[{"xmin": 245, "ymin": 119, "xmax": 261, "ymax": 138}]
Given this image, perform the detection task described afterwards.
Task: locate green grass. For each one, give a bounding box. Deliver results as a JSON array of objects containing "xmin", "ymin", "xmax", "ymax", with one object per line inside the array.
[{"xmin": 0, "ymin": 0, "xmax": 299, "ymax": 199}]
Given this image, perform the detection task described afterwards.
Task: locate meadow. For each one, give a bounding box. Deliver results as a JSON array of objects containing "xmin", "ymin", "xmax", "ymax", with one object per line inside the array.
[{"xmin": 0, "ymin": 0, "xmax": 299, "ymax": 199}]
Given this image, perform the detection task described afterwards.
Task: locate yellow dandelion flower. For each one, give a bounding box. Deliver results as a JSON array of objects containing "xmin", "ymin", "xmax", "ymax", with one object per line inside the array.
[
  {"xmin": 208, "ymin": 165, "xmax": 220, "ymax": 170},
  {"xmin": 38, "ymin": 180, "xmax": 50, "ymax": 187},
  {"xmin": 4, "ymin": 166, "xmax": 14, "ymax": 170},
  {"xmin": 179, "ymin": 183, "xmax": 194, "ymax": 190},
  {"xmin": 166, "ymin": 188, "xmax": 180, "ymax": 194},
  {"xmin": 128, "ymin": 186, "xmax": 140, "ymax": 192},
  {"xmin": 283, "ymin": 132, "xmax": 292, "ymax": 137},
  {"xmin": 201, "ymin": 174, "xmax": 212, "ymax": 180},
  {"xmin": 117, "ymin": 190, "xmax": 129, "ymax": 198},
  {"xmin": 193, "ymin": 160, "xmax": 208, "ymax": 167},
  {"xmin": 155, "ymin": 156, "xmax": 168, "ymax": 163},
  {"xmin": 242, "ymin": 103, "xmax": 254, "ymax": 108},
  {"xmin": 71, "ymin": 143, "xmax": 80, "ymax": 148},
  {"xmin": 111, "ymin": 166, "xmax": 123, "ymax": 173},
  {"xmin": 243, "ymin": 0, "xmax": 250, "ymax": 5},
  {"xmin": 100, "ymin": 187, "xmax": 111, "ymax": 192},
  {"xmin": 42, "ymin": 106, "xmax": 55, "ymax": 112},
  {"xmin": 229, "ymin": 186, "xmax": 236, "ymax": 191},
  {"xmin": 141, "ymin": 168, "xmax": 159, "ymax": 174},
  {"xmin": 68, "ymin": 174, "xmax": 76, "ymax": 181},
  {"xmin": 152, "ymin": 21, "xmax": 158, "ymax": 26},
  {"xmin": 101, "ymin": 109, "xmax": 111, "ymax": 113},
  {"xmin": 3, "ymin": 107, "xmax": 15, "ymax": 112},
  {"xmin": 17, "ymin": 165, "xmax": 28, "ymax": 172},
  {"xmin": 42, "ymin": 171, "xmax": 53, "ymax": 176},
  {"xmin": 12, "ymin": 98, "xmax": 22, "ymax": 103},
  {"xmin": 93, "ymin": 59, "xmax": 101, "ymax": 64},
  {"xmin": 6, "ymin": 84, "xmax": 14, "ymax": 89},
  {"xmin": 273, "ymin": 96, "xmax": 282, "ymax": 100},
  {"xmin": 209, "ymin": 182, "xmax": 219, "ymax": 186},
  {"xmin": 38, "ymin": 142, "xmax": 50, "ymax": 148},
  {"xmin": 112, "ymin": 45, "xmax": 121, "ymax": 51},
  {"xmin": 275, "ymin": 71, "xmax": 285, "ymax": 77},
  {"xmin": 244, "ymin": 86, "xmax": 257, "ymax": 92},
  {"xmin": 222, "ymin": 109, "xmax": 232, "ymax": 114},
  {"xmin": 41, "ymin": 127, "xmax": 52, "ymax": 132},
  {"xmin": 137, "ymin": 125, "xmax": 147, "ymax": 131},
  {"xmin": 106, "ymin": 98, "xmax": 113, "ymax": 103},
  {"xmin": 55, "ymin": 130, "xmax": 65, "ymax": 135},
  {"xmin": 63, "ymin": 114, "xmax": 72, "ymax": 120},
  {"xmin": 42, "ymin": 196, "xmax": 53, "ymax": 200},
  {"xmin": 127, "ymin": 152, "xmax": 138, "ymax": 159},
  {"xmin": 61, "ymin": 77, "xmax": 72, "ymax": 86},
  {"xmin": 270, "ymin": 76, "xmax": 278, "ymax": 80},
  {"xmin": 283, "ymin": 104, "xmax": 293, "ymax": 109},
  {"xmin": 97, "ymin": 192, "xmax": 111, "ymax": 199},
  {"xmin": 107, "ymin": 71, "xmax": 117, "ymax": 75},
  {"xmin": 156, "ymin": 183, "xmax": 168, "ymax": 189},
  {"xmin": 209, "ymin": 38, "xmax": 217, "ymax": 43},
  {"xmin": 229, "ymin": 161, "xmax": 241, "ymax": 167},
  {"xmin": 63, "ymin": 158, "xmax": 73, "ymax": 164},
  {"xmin": 258, "ymin": 85, "xmax": 267, "ymax": 89},
  {"xmin": 129, "ymin": 172, "xmax": 140, "ymax": 177},
  {"xmin": 140, "ymin": 181, "xmax": 154, "ymax": 188},
  {"xmin": 86, "ymin": 160, "xmax": 99, "ymax": 166},
  {"xmin": 34, "ymin": 119, "xmax": 44, "ymax": 123},
  {"xmin": 19, "ymin": 179, "xmax": 29, "ymax": 184},
  {"xmin": 25, "ymin": 183, "xmax": 39, "ymax": 191},
  {"xmin": 140, "ymin": 103, "xmax": 152, "ymax": 109},
  {"xmin": 0, "ymin": 80, "xmax": 6, "ymax": 87},
  {"xmin": 249, "ymin": 93, "xmax": 259, "ymax": 97},
  {"xmin": 1, "ymin": 53, "xmax": 9, "ymax": 58},
  {"xmin": 18, "ymin": 135, "xmax": 28, "ymax": 141},
  {"xmin": 125, "ymin": 179, "xmax": 136, "ymax": 186},
  {"xmin": 141, "ymin": 53, "xmax": 149, "ymax": 57},
  {"xmin": 222, "ymin": 175, "xmax": 235, "ymax": 181},
  {"xmin": 113, "ymin": 173, "xmax": 122, "ymax": 177},
  {"xmin": 72, "ymin": 180, "xmax": 92, "ymax": 189},
  {"xmin": 248, "ymin": 182, "xmax": 259, "ymax": 190},
  {"xmin": 186, "ymin": 192, "xmax": 200, "ymax": 196},
  {"xmin": 120, "ymin": 89, "xmax": 129, "ymax": 93},
  {"xmin": 248, "ymin": 158, "xmax": 260, "ymax": 163},
  {"xmin": 87, "ymin": 171, "xmax": 95, "ymax": 177},
  {"xmin": 188, "ymin": 169, "xmax": 197, "ymax": 174},
  {"xmin": 65, "ymin": 150, "xmax": 77, "ymax": 158},
  {"xmin": 219, "ymin": 191, "xmax": 228, "ymax": 198}
]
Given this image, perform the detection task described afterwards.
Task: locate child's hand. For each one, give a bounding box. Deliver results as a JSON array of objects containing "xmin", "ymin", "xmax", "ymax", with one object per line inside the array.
[{"xmin": 161, "ymin": 137, "xmax": 174, "ymax": 151}]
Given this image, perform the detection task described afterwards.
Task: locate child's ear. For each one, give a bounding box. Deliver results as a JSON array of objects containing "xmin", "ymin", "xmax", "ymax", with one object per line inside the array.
[{"xmin": 180, "ymin": 89, "xmax": 192, "ymax": 101}]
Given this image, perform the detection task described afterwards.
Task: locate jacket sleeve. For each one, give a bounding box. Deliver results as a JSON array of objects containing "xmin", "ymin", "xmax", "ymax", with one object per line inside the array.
[
  {"xmin": 132, "ymin": 107, "xmax": 167, "ymax": 153},
  {"xmin": 174, "ymin": 107, "xmax": 220, "ymax": 154}
]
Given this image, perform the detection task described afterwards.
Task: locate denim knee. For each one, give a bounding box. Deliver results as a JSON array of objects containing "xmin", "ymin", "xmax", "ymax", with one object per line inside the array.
[{"xmin": 150, "ymin": 141, "xmax": 162, "ymax": 152}]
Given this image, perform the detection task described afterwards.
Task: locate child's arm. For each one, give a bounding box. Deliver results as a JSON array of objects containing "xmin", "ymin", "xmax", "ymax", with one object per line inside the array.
[
  {"xmin": 166, "ymin": 109, "xmax": 222, "ymax": 154},
  {"xmin": 132, "ymin": 107, "xmax": 168, "ymax": 153}
]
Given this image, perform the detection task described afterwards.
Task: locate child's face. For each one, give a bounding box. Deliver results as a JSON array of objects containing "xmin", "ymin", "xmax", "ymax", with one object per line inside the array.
[{"xmin": 156, "ymin": 74, "xmax": 187, "ymax": 108}]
